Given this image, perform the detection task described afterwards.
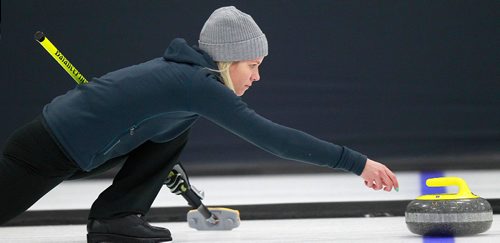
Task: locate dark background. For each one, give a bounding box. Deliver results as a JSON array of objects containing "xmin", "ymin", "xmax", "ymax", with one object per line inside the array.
[{"xmin": 1, "ymin": 0, "xmax": 499, "ymax": 174}]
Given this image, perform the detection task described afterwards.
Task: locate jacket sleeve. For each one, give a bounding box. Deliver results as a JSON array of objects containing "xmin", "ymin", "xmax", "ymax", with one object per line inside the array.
[{"xmin": 188, "ymin": 74, "xmax": 367, "ymax": 175}]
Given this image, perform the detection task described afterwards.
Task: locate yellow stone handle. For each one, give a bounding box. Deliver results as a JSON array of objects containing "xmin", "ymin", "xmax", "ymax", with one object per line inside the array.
[{"xmin": 417, "ymin": 176, "xmax": 478, "ymax": 200}]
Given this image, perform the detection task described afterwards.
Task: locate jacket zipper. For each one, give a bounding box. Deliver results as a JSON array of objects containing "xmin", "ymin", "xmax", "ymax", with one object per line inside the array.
[
  {"xmin": 103, "ymin": 139, "xmax": 121, "ymax": 155},
  {"xmin": 129, "ymin": 125, "xmax": 136, "ymax": 135},
  {"xmin": 99, "ymin": 112, "xmax": 179, "ymax": 156}
]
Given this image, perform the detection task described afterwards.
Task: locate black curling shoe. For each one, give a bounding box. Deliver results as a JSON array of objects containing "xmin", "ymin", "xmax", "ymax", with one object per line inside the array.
[{"xmin": 87, "ymin": 214, "xmax": 172, "ymax": 243}]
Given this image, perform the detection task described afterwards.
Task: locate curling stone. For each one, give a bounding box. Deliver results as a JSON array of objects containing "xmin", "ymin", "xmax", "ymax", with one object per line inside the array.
[{"xmin": 405, "ymin": 176, "xmax": 493, "ymax": 236}]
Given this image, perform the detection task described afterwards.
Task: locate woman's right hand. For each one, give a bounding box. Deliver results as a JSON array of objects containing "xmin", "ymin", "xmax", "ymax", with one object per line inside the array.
[{"xmin": 360, "ymin": 158, "xmax": 399, "ymax": 192}]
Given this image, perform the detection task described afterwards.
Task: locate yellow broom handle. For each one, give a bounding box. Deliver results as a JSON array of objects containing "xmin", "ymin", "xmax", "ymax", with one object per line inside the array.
[{"xmin": 34, "ymin": 31, "xmax": 88, "ymax": 85}]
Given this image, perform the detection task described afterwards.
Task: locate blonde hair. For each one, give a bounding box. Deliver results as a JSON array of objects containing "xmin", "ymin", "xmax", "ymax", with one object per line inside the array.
[{"xmin": 213, "ymin": 62, "xmax": 235, "ymax": 92}]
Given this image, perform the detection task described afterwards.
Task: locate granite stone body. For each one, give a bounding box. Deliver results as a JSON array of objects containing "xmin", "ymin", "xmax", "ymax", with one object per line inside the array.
[{"xmin": 405, "ymin": 198, "xmax": 493, "ymax": 236}]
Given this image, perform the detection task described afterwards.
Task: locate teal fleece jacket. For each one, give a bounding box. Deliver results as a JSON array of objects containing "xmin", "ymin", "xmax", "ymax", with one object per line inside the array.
[{"xmin": 42, "ymin": 38, "xmax": 367, "ymax": 173}]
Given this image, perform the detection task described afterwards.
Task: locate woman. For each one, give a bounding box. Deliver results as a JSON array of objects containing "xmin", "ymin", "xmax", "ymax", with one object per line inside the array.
[{"xmin": 0, "ymin": 6, "xmax": 398, "ymax": 243}]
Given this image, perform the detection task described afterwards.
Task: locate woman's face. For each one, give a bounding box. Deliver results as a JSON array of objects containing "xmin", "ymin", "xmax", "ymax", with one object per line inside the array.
[{"xmin": 229, "ymin": 57, "xmax": 264, "ymax": 96}]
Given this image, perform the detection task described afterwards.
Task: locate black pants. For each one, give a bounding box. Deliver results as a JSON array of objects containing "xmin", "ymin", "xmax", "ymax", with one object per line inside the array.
[{"xmin": 0, "ymin": 116, "xmax": 189, "ymax": 225}]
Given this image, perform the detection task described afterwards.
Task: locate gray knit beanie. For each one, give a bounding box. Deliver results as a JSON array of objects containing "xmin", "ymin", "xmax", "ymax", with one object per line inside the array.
[{"xmin": 199, "ymin": 6, "xmax": 268, "ymax": 62}]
